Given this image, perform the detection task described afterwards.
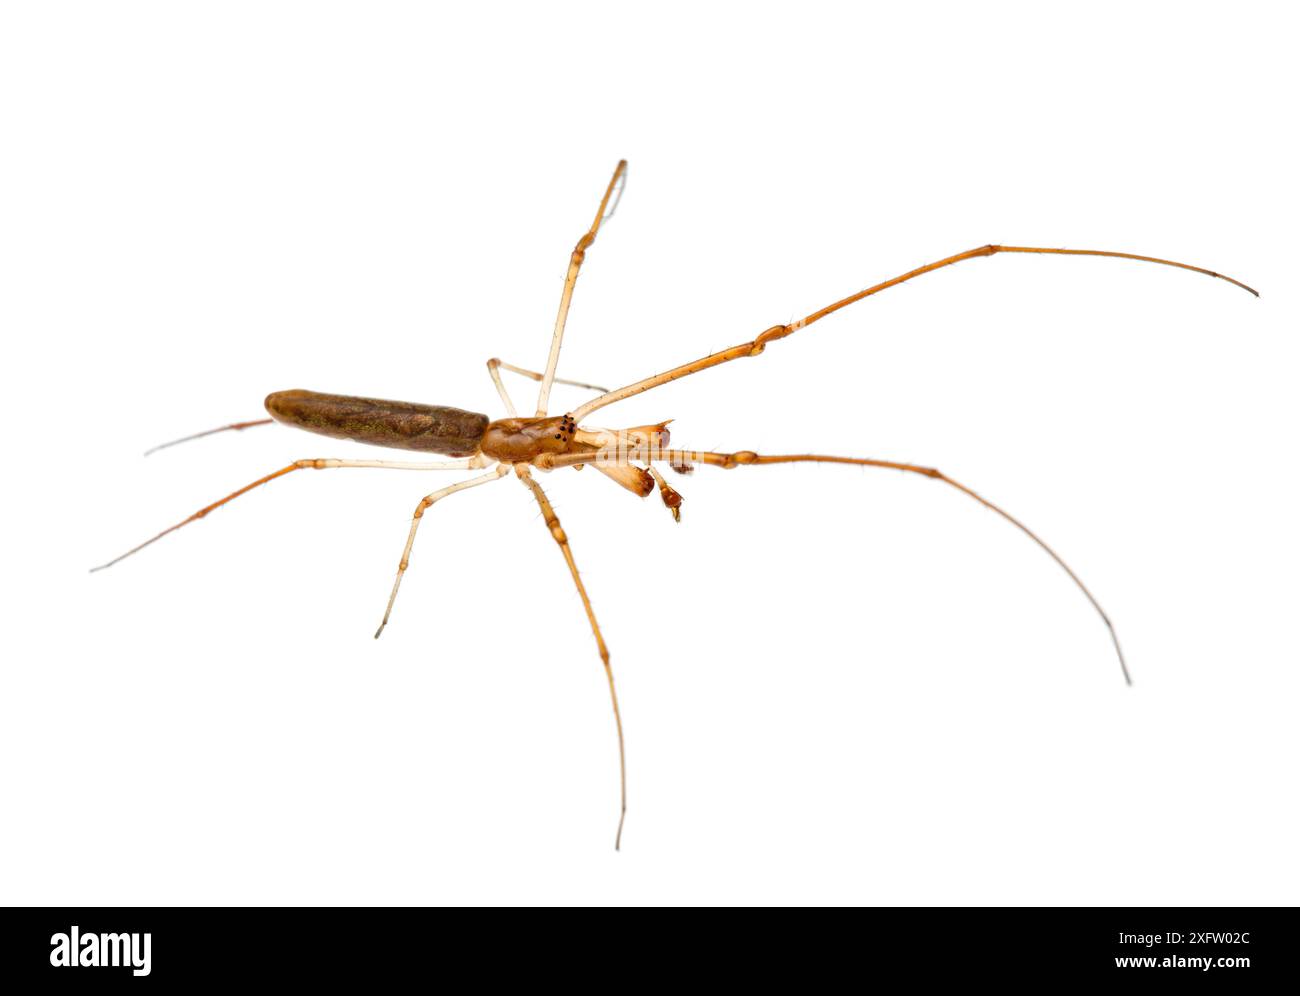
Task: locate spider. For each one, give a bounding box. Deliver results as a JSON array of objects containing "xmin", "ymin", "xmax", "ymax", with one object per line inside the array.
[{"xmin": 95, "ymin": 160, "xmax": 1256, "ymax": 848}]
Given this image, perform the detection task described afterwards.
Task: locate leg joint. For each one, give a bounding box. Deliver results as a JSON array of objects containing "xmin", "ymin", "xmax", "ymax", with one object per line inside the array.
[
  {"xmin": 720, "ymin": 450, "xmax": 758, "ymax": 468},
  {"xmin": 750, "ymin": 324, "xmax": 791, "ymax": 355}
]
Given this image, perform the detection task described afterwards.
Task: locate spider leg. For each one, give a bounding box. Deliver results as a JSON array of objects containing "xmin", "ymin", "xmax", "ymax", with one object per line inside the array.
[
  {"xmin": 516, "ymin": 466, "xmax": 627, "ymax": 849},
  {"xmin": 534, "ymin": 160, "xmax": 627, "ymax": 417},
  {"xmin": 144, "ymin": 418, "xmax": 273, "ymax": 456},
  {"xmin": 91, "ymin": 456, "xmax": 483, "ymax": 572},
  {"xmin": 487, "ymin": 357, "xmax": 609, "ymax": 418},
  {"xmin": 374, "ymin": 465, "xmax": 510, "ymax": 638},
  {"xmin": 540, "ymin": 445, "xmax": 1130, "ymax": 685},
  {"xmin": 571, "ymin": 243, "xmax": 1257, "ymax": 422}
]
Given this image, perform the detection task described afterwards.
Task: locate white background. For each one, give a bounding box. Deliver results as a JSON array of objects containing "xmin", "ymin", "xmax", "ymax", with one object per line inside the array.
[{"xmin": 2, "ymin": 2, "xmax": 1295, "ymax": 906}]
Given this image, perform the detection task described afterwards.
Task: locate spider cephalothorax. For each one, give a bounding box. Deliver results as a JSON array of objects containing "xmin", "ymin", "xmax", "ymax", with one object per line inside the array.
[{"xmin": 480, "ymin": 414, "xmax": 584, "ymax": 463}]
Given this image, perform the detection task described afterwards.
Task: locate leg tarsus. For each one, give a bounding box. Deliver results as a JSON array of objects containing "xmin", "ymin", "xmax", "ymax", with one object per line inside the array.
[{"xmin": 144, "ymin": 418, "xmax": 274, "ymax": 456}]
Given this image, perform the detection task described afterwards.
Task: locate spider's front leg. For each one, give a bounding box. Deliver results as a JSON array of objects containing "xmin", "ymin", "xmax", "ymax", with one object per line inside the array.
[{"xmin": 540, "ymin": 444, "xmax": 1131, "ymax": 686}]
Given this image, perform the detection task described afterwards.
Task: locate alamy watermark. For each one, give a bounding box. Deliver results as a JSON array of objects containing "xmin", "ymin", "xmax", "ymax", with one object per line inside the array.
[{"xmin": 50, "ymin": 926, "xmax": 151, "ymax": 977}]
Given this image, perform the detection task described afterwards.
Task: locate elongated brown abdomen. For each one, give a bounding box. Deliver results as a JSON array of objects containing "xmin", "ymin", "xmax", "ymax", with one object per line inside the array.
[{"xmin": 265, "ymin": 389, "xmax": 489, "ymax": 457}]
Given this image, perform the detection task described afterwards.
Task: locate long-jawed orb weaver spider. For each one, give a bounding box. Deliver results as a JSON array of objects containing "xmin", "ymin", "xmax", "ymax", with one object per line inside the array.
[{"xmin": 95, "ymin": 160, "xmax": 1256, "ymax": 848}]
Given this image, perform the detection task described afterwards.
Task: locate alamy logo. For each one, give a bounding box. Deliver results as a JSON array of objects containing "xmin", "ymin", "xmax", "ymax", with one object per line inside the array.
[{"xmin": 49, "ymin": 926, "xmax": 151, "ymax": 977}]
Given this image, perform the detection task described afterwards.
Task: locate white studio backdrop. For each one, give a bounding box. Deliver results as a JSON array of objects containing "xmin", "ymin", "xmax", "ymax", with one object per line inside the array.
[{"xmin": 1, "ymin": 1, "xmax": 1296, "ymax": 906}]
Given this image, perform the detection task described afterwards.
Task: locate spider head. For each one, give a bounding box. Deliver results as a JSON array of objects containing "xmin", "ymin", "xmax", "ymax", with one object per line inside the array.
[{"xmin": 480, "ymin": 414, "xmax": 584, "ymax": 463}]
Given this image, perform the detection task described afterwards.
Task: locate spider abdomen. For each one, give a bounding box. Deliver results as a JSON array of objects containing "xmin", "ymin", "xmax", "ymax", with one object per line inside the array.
[{"xmin": 264, "ymin": 389, "xmax": 489, "ymax": 457}]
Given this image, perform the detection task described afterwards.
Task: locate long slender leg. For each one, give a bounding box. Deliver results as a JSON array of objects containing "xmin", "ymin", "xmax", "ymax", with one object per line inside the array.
[
  {"xmin": 516, "ymin": 467, "xmax": 627, "ymax": 849},
  {"xmin": 571, "ymin": 244, "xmax": 1257, "ymax": 421},
  {"xmin": 539, "ymin": 445, "xmax": 1130, "ymax": 685},
  {"xmin": 487, "ymin": 358, "xmax": 610, "ymax": 418},
  {"xmin": 91, "ymin": 456, "xmax": 484, "ymax": 571},
  {"xmin": 144, "ymin": 418, "xmax": 273, "ymax": 456},
  {"xmin": 534, "ymin": 160, "xmax": 628, "ymax": 417},
  {"xmin": 374, "ymin": 465, "xmax": 509, "ymax": 638}
]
